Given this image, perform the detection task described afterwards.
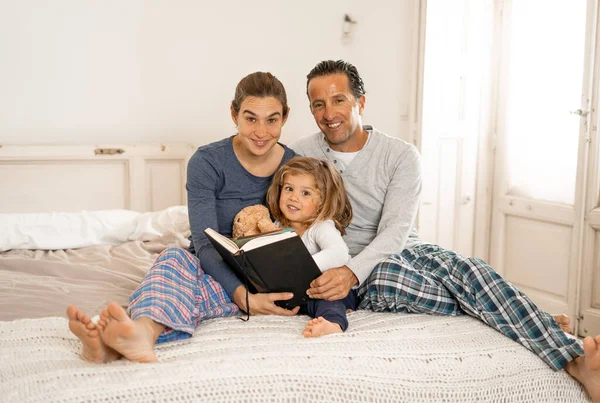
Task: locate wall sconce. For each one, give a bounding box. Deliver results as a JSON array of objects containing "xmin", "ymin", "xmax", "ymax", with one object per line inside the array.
[{"xmin": 343, "ymin": 14, "xmax": 358, "ymax": 40}]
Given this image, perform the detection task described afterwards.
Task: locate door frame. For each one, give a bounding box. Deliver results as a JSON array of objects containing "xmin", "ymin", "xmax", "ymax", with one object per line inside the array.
[
  {"xmin": 578, "ymin": 0, "xmax": 600, "ymax": 337},
  {"xmin": 488, "ymin": 0, "xmax": 598, "ymax": 330}
]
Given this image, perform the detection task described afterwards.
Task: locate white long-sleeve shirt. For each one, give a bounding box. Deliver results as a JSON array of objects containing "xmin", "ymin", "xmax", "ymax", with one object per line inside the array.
[
  {"xmin": 275, "ymin": 219, "xmax": 350, "ymax": 272},
  {"xmin": 301, "ymin": 220, "xmax": 350, "ymax": 272},
  {"xmin": 291, "ymin": 126, "xmax": 422, "ymax": 285}
]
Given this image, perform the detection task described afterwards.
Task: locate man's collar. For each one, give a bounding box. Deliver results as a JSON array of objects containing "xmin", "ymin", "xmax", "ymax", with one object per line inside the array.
[{"xmin": 321, "ymin": 125, "xmax": 373, "ymax": 152}]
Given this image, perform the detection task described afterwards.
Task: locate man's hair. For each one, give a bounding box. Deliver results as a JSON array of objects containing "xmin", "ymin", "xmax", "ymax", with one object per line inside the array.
[
  {"xmin": 306, "ymin": 60, "xmax": 366, "ymax": 99},
  {"xmin": 266, "ymin": 156, "xmax": 353, "ymax": 235},
  {"xmin": 231, "ymin": 72, "xmax": 289, "ymax": 118}
]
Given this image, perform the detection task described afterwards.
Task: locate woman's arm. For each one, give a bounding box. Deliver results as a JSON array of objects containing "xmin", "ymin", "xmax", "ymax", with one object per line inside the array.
[
  {"xmin": 187, "ymin": 152, "xmax": 244, "ymax": 298},
  {"xmin": 232, "ymin": 286, "xmax": 300, "ymax": 316}
]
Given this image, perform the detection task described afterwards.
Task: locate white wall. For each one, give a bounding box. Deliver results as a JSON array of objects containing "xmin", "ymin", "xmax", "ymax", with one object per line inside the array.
[{"xmin": 0, "ymin": 1, "xmax": 418, "ymax": 146}]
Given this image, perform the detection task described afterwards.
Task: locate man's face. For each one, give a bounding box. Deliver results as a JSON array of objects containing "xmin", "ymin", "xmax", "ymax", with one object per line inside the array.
[{"xmin": 307, "ymin": 73, "xmax": 365, "ymax": 151}]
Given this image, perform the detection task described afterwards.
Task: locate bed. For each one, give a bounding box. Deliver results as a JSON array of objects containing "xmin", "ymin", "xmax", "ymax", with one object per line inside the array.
[{"xmin": 0, "ymin": 145, "xmax": 593, "ymax": 402}]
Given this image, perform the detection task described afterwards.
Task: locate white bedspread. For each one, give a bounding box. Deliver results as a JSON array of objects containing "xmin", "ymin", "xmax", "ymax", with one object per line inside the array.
[{"xmin": 0, "ymin": 311, "xmax": 590, "ymax": 402}]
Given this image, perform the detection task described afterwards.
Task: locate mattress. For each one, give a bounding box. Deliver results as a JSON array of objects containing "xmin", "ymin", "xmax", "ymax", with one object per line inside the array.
[
  {"xmin": 1, "ymin": 310, "xmax": 590, "ymax": 402},
  {"xmin": 0, "ymin": 215, "xmax": 592, "ymax": 402}
]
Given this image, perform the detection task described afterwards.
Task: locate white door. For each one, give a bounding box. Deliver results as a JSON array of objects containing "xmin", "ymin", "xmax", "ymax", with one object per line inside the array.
[
  {"xmin": 489, "ymin": 0, "xmax": 594, "ymax": 325},
  {"xmin": 419, "ymin": 0, "xmax": 493, "ymax": 257},
  {"xmin": 579, "ymin": 1, "xmax": 600, "ymax": 337}
]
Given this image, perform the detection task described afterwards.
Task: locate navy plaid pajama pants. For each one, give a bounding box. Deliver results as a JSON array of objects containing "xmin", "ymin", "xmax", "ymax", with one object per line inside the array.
[{"xmin": 357, "ymin": 243, "xmax": 583, "ymax": 371}]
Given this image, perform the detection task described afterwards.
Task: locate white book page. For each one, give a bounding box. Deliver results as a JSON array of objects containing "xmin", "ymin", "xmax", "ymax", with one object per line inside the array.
[
  {"xmin": 240, "ymin": 231, "xmax": 297, "ymax": 252},
  {"xmin": 205, "ymin": 228, "xmax": 238, "ymax": 254}
]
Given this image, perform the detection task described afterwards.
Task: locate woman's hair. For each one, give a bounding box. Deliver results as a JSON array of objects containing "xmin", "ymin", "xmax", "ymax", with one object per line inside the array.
[
  {"xmin": 231, "ymin": 72, "xmax": 289, "ymax": 118},
  {"xmin": 266, "ymin": 156, "xmax": 353, "ymax": 234}
]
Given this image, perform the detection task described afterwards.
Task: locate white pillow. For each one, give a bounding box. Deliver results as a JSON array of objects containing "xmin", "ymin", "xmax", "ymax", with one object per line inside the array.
[
  {"xmin": 0, "ymin": 206, "xmax": 190, "ymax": 252},
  {"xmin": 129, "ymin": 206, "xmax": 190, "ymax": 241}
]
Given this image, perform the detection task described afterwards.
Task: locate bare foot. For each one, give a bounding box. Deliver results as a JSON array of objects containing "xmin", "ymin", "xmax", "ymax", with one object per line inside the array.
[
  {"xmin": 66, "ymin": 305, "xmax": 120, "ymax": 363},
  {"xmin": 97, "ymin": 302, "xmax": 158, "ymax": 363},
  {"xmin": 302, "ymin": 316, "xmax": 343, "ymax": 338},
  {"xmin": 553, "ymin": 313, "xmax": 573, "ymax": 334},
  {"xmin": 565, "ymin": 335, "xmax": 600, "ymax": 401}
]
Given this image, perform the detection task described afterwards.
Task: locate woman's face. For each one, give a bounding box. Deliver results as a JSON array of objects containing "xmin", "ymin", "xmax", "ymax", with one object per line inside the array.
[{"xmin": 231, "ymin": 96, "xmax": 289, "ymax": 157}]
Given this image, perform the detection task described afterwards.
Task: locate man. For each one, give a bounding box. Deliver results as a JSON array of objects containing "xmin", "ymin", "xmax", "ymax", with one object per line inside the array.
[{"xmin": 292, "ymin": 59, "xmax": 600, "ymax": 401}]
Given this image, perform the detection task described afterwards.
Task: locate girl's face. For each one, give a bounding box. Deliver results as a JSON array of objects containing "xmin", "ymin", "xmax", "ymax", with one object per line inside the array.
[
  {"xmin": 279, "ymin": 173, "xmax": 320, "ymax": 229},
  {"xmin": 231, "ymin": 96, "xmax": 288, "ymax": 157}
]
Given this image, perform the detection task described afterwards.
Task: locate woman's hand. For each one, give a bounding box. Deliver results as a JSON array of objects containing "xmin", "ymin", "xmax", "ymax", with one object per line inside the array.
[
  {"xmin": 232, "ymin": 285, "xmax": 300, "ymax": 316},
  {"xmin": 306, "ymin": 266, "xmax": 358, "ymax": 301}
]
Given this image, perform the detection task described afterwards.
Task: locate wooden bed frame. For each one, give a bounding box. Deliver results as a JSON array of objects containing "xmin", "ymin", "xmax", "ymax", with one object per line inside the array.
[{"xmin": 0, "ymin": 144, "xmax": 196, "ymax": 213}]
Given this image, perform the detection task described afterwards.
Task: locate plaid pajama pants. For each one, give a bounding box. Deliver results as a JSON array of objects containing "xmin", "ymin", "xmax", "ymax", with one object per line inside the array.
[
  {"xmin": 128, "ymin": 247, "xmax": 239, "ymax": 344},
  {"xmin": 357, "ymin": 243, "xmax": 584, "ymax": 371}
]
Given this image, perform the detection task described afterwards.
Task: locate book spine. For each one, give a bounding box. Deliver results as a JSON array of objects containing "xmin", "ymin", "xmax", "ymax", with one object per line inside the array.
[{"xmin": 237, "ymin": 250, "xmax": 251, "ymax": 321}]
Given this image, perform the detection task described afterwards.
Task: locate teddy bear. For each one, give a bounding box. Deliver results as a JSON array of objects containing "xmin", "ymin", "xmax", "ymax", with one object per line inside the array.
[{"xmin": 232, "ymin": 204, "xmax": 281, "ymax": 238}]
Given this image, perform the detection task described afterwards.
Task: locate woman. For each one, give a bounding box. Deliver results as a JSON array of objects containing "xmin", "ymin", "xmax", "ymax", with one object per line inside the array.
[{"xmin": 67, "ymin": 71, "xmax": 299, "ymax": 364}]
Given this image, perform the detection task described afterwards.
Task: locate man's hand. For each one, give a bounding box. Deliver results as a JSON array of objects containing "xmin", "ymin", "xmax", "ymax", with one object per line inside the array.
[
  {"xmin": 306, "ymin": 266, "xmax": 358, "ymax": 301},
  {"xmin": 232, "ymin": 285, "xmax": 300, "ymax": 316}
]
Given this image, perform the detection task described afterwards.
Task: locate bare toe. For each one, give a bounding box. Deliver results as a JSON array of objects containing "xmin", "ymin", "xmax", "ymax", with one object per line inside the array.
[
  {"xmin": 552, "ymin": 314, "xmax": 573, "ymax": 334},
  {"xmin": 303, "ymin": 317, "xmax": 343, "ymax": 338},
  {"xmin": 100, "ymin": 302, "xmax": 157, "ymax": 363},
  {"xmin": 67, "ymin": 305, "xmax": 119, "ymax": 363},
  {"xmin": 67, "ymin": 305, "xmax": 78, "ymax": 320}
]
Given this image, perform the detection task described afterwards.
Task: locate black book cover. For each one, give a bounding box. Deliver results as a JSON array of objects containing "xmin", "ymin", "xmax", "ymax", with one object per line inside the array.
[{"xmin": 204, "ymin": 229, "xmax": 322, "ymax": 308}]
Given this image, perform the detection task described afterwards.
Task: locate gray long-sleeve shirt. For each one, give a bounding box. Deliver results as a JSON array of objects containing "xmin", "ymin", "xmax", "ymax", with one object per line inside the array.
[
  {"xmin": 291, "ymin": 126, "xmax": 422, "ymax": 285},
  {"xmin": 187, "ymin": 136, "xmax": 296, "ymax": 298}
]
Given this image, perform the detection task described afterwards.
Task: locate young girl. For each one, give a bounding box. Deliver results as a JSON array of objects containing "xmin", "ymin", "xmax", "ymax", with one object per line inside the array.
[{"xmin": 266, "ymin": 156, "xmax": 355, "ymax": 337}]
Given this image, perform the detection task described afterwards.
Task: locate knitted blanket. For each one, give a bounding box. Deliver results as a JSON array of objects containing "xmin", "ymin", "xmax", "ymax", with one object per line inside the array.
[{"xmin": 0, "ymin": 312, "xmax": 591, "ymax": 402}]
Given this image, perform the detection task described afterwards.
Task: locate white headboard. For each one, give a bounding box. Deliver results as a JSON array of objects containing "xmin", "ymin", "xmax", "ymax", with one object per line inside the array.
[{"xmin": 0, "ymin": 144, "xmax": 196, "ymax": 213}]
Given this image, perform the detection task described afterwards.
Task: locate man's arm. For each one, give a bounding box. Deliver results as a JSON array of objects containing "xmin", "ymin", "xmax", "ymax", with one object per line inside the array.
[
  {"xmin": 308, "ymin": 146, "xmax": 422, "ymax": 300},
  {"xmin": 347, "ymin": 145, "xmax": 422, "ymax": 285}
]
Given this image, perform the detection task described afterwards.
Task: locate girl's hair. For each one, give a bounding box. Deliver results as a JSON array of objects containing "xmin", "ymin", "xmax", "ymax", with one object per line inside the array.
[
  {"xmin": 231, "ymin": 72, "xmax": 289, "ymax": 118},
  {"xmin": 266, "ymin": 156, "xmax": 353, "ymax": 235}
]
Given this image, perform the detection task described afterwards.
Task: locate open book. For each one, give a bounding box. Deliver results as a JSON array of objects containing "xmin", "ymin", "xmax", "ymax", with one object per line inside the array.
[{"xmin": 204, "ymin": 228, "xmax": 322, "ymax": 308}]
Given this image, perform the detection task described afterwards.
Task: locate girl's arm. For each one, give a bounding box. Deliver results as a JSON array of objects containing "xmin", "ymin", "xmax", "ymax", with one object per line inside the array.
[{"xmin": 310, "ymin": 220, "xmax": 350, "ymax": 272}]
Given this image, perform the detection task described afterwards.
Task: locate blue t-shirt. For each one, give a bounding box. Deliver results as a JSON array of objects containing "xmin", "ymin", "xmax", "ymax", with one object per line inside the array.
[{"xmin": 187, "ymin": 136, "xmax": 296, "ymax": 298}]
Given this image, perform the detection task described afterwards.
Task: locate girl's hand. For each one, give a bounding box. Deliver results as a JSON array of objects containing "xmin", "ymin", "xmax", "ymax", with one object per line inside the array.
[
  {"xmin": 306, "ymin": 266, "xmax": 358, "ymax": 301},
  {"xmin": 233, "ymin": 286, "xmax": 300, "ymax": 316}
]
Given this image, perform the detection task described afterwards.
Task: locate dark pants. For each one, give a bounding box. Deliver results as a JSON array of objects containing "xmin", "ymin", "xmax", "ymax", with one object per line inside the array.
[{"xmin": 302, "ymin": 289, "xmax": 358, "ymax": 331}]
